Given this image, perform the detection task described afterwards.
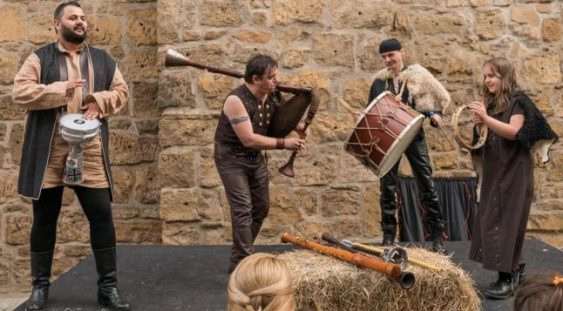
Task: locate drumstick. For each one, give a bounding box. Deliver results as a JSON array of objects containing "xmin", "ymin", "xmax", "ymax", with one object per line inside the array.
[
  {"xmin": 337, "ymin": 98, "xmax": 363, "ymax": 116},
  {"xmin": 437, "ymin": 125, "xmax": 456, "ymax": 150}
]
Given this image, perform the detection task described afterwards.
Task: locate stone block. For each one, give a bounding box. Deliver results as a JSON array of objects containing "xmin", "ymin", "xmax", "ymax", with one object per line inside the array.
[
  {"xmin": 294, "ymin": 221, "xmax": 331, "ymax": 239},
  {"xmin": 158, "ymin": 70, "xmax": 196, "ymax": 109},
  {"xmin": 136, "ymin": 119, "xmax": 159, "ymax": 136},
  {"xmin": 127, "ymin": 9, "xmax": 157, "ymax": 46},
  {"xmin": 135, "ymin": 164, "xmax": 160, "ymax": 204},
  {"xmin": 158, "ymin": 150, "xmax": 196, "ymax": 189},
  {"xmin": 56, "ymin": 210, "xmax": 90, "ymax": 244},
  {"xmin": 4, "ymin": 214, "xmax": 31, "ymax": 245},
  {"xmin": 8, "ymin": 122, "xmax": 23, "ymax": 166},
  {"xmin": 542, "ymin": 18, "xmax": 561, "ymax": 42},
  {"xmin": 331, "ymin": 1, "xmax": 393, "ymax": 29},
  {"xmin": 157, "ymin": 0, "xmax": 183, "ymax": 44},
  {"xmin": 272, "ymin": 0, "xmax": 324, "ymax": 25},
  {"xmin": 159, "ymin": 113, "xmax": 218, "ymax": 148},
  {"xmin": 0, "ymin": 94, "xmax": 26, "ymax": 121},
  {"xmin": 511, "ymin": 5, "xmax": 541, "ymax": 26},
  {"xmin": 280, "ymin": 47, "xmax": 311, "ymax": 69},
  {"xmin": 198, "ymin": 147, "xmax": 221, "ymax": 189},
  {"xmin": 0, "ymin": 172, "xmax": 18, "ymax": 205},
  {"xmin": 361, "ymin": 184, "xmax": 381, "ymax": 237},
  {"xmin": 111, "ymin": 166, "xmax": 134, "ymax": 204},
  {"xmin": 201, "ymin": 2, "xmax": 244, "ymax": 27},
  {"xmin": 197, "ymin": 73, "xmax": 233, "ymax": 110},
  {"xmin": 234, "ymin": 29, "xmax": 273, "ymax": 44},
  {"xmin": 132, "ymin": 81, "xmax": 159, "ymax": 117},
  {"xmin": 89, "ymin": 16, "xmax": 122, "ymax": 46},
  {"xmin": 313, "ymin": 34, "xmax": 354, "ymax": 68},
  {"xmin": 198, "ymin": 189, "xmax": 224, "ymax": 223},
  {"xmin": 475, "ymin": 9, "xmax": 506, "ymax": 40},
  {"xmin": 201, "ymin": 228, "xmax": 225, "ymax": 245},
  {"xmin": 0, "ymin": 7, "xmax": 24, "ymax": 42},
  {"xmin": 320, "ymin": 186, "xmax": 361, "ymax": 217},
  {"xmin": 469, "ymin": 0, "xmax": 493, "ymax": 6},
  {"xmin": 115, "ymin": 219, "xmax": 162, "ymax": 243},
  {"xmin": 268, "ymin": 186, "xmax": 303, "ymax": 226},
  {"xmin": 337, "ymin": 217, "xmax": 363, "ymax": 237},
  {"xmin": 528, "ymin": 210, "xmax": 563, "ymax": 231},
  {"xmin": 122, "ymin": 48, "xmax": 159, "ymax": 80},
  {"xmin": 413, "ymin": 13, "xmax": 466, "ymax": 36},
  {"xmin": 293, "ymin": 188, "xmax": 318, "ymax": 216},
  {"xmin": 0, "ymin": 50, "xmax": 20, "ymax": 85},
  {"xmin": 162, "ymin": 222, "xmax": 201, "ymax": 245},
  {"xmin": 109, "ymin": 131, "xmax": 159, "ymax": 164},
  {"xmin": 341, "ymin": 78, "xmax": 371, "ymax": 109},
  {"xmin": 160, "ymin": 188, "xmax": 202, "ymax": 222},
  {"xmin": 522, "ymin": 54, "xmax": 561, "ymax": 84}
]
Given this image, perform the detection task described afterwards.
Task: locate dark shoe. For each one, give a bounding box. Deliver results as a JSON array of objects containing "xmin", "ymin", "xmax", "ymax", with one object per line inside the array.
[
  {"xmin": 484, "ymin": 273, "xmax": 515, "ymax": 299},
  {"xmin": 26, "ymin": 251, "xmax": 53, "ymax": 310},
  {"xmin": 431, "ymin": 238, "xmax": 448, "ymax": 255},
  {"xmin": 381, "ymin": 235, "xmax": 395, "ymax": 246},
  {"xmin": 94, "ymin": 248, "xmax": 131, "ymax": 311}
]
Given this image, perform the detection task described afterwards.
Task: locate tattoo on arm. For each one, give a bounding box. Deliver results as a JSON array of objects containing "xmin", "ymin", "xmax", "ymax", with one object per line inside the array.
[{"xmin": 229, "ymin": 116, "xmax": 249, "ymax": 126}]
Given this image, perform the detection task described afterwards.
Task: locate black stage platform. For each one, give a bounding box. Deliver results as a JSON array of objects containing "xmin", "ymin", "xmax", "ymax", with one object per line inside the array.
[{"xmin": 15, "ymin": 239, "xmax": 562, "ymax": 311}]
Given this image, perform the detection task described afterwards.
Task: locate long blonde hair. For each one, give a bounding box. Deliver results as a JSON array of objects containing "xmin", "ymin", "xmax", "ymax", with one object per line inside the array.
[
  {"xmin": 481, "ymin": 57, "xmax": 519, "ymax": 114},
  {"xmin": 227, "ymin": 253, "xmax": 295, "ymax": 311}
]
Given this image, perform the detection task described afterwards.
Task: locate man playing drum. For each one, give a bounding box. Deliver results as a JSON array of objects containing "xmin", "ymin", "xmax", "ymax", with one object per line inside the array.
[
  {"xmin": 12, "ymin": 1, "xmax": 130, "ymax": 310},
  {"xmin": 367, "ymin": 38, "xmax": 451, "ymax": 254},
  {"xmin": 214, "ymin": 55, "xmax": 307, "ymax": 273}
]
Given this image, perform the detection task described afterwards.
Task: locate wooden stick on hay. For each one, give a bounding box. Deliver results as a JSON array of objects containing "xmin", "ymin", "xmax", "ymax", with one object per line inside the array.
[{"xmin": 281, "ymin": 233, "xmax": 415, "ymax": 289}]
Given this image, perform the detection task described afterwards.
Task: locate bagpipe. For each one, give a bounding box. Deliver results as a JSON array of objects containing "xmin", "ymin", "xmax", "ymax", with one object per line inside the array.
[{"xmin": 165, "ymin": 49, "xmax": 320, "ymax": 177}]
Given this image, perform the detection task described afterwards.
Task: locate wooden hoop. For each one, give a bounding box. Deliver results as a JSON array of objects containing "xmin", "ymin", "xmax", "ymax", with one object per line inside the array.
[{"xmin": 451, "ymin": 105, "xmax": 487, "ymax": 150}]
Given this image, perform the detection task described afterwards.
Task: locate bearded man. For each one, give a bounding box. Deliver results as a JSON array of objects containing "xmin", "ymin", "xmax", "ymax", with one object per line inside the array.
[{"xmin": 12, "ymin": 1, "xmax": 130, "ymax": 310}]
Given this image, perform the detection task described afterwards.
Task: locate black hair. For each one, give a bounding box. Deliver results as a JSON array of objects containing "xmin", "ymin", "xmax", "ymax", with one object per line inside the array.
[
  {"xmin": 244, "ymin": 55, "xmax": 277, "ymax": 83},
  {"xmin": 54, "ymin": 1, "xmax": 81, "ymax": 20},
  {"xmin": 379, "ymin": 38, "xmax": 402, "ymax": 54}
]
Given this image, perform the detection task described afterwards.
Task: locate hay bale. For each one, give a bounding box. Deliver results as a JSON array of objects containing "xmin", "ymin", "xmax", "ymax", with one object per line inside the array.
[{"xmin": 278, "ymin": 247, "xmax": 479, "ymax": 311}]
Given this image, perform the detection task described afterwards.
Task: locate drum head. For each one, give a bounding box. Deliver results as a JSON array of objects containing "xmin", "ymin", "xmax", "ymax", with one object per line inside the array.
[
  {"xmin": 377, "ymin": 115, "xmax": 424, "ymax": 176},
  {"xmin": 60, "ymin": 113, "xmax": 100, "ymax": 143}
]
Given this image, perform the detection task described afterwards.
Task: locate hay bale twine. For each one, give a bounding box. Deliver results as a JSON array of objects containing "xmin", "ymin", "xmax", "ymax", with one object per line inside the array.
[{"xmin": 278, "ymin": 247, "xmax": 479, "ymax": 311}]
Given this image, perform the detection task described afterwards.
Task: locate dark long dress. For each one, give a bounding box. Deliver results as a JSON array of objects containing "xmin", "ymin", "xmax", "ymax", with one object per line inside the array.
[{"xmin": 469, "ymin": 94, "xmax": 534, "ymax": 273}]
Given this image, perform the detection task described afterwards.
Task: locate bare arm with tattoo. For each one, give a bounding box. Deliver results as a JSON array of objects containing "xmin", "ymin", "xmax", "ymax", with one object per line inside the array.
[{"xmin": 223, "ymin": 95, "xmax": 305, "ymax": 150}]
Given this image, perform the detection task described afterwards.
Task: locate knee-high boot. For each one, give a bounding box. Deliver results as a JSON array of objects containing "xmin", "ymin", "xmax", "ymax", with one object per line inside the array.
[
  {"xmin": 25, "ymin": 251, "xmax": 53, "ymax": 310},
  {"xmin": 93, "ymin": 248, "xmax": 131, "ymax": 311}
]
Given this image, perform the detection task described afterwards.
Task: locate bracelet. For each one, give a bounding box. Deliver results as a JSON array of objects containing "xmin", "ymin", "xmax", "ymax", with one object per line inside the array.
[{"xmin": 276, "ymin": 138, "xmax": 285, "ymax": 149}]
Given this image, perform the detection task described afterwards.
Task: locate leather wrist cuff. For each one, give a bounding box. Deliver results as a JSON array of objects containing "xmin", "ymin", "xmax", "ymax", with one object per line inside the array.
[{"xmin": 276, "ymin": 138, "xmax": 285, "ymax": 149}]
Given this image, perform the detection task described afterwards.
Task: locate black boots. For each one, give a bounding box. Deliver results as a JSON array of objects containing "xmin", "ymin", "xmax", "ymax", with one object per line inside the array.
[
  {"xmin": 93, "ymin": 248, "xmax": 131, "ymax": 311},
  {"xmin": 381, "ymin": 223, "xmax": 397, "ymax": 246},
  {"xmin": 484, "ymin": 271, "xmax": 515, "ymax": 299},
  {"xmin": 428, "ymin": 220, "xmax": 447, "ymax": 255},
  {"xmin": 26, "ymin": 251, "xmax": 53, "ymax": 310},
  {"xmin": 485, "ymin": 264, "xmax": 526, "ymax": 299}
]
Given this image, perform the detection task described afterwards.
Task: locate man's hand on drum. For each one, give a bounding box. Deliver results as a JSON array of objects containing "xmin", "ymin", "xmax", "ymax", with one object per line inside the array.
[
  {"xmin": 430, "ymin": 114, "xmax": 442, "ymax": 127},
  {"xmin": 65, "ymin": 79, "xmax": 86, "ymax": 98},
  {"xmin": 284, "ymin": 137, "xmax": 306, "ymax": 151},
  {"xmin": 81, "ymin": 100, "xmax": 103, "ymax": 120},
  {"xmin": 294, "ymin": 122, "xmax": 310, "ymax": 138},
  {"xmin": 468, "ymin": 101, "xmax": 487, "ymax": 124}
]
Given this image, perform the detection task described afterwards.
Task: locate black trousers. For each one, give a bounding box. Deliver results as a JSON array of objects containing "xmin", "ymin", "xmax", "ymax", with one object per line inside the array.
[
  {"xmin": 30, "ymin": 186, "xmax": 116, "ymax": 252},
  {"xmin": 379, "ymin": 131, "xmax": 444, "ymax": 235},
  {"xmin": 214, "ymin": 144, "xmax": 269, "ymax": 266}
]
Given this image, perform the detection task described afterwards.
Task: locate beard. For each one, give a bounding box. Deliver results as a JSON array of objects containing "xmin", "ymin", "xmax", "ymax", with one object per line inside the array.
[{"xmin": 60, "ymin": 24, "xmax": 87, "ymax": 44}]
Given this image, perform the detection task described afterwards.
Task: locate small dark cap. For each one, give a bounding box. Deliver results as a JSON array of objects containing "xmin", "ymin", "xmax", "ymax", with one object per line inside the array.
[{"xmin": 379, "ymin": 38, "xmax": 402, "ymax": 54}]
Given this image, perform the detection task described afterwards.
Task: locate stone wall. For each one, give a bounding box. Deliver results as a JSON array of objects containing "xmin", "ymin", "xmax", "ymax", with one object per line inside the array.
[{"xmin": 1, "ymin": 0, "xmax": 561, "ymax": 292}]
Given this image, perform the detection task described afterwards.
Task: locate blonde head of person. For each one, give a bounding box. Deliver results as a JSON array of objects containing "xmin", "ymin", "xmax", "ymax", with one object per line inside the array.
[{"xmin": 227, "ymin": 253, "xmax": 296, "ymax": 311}]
